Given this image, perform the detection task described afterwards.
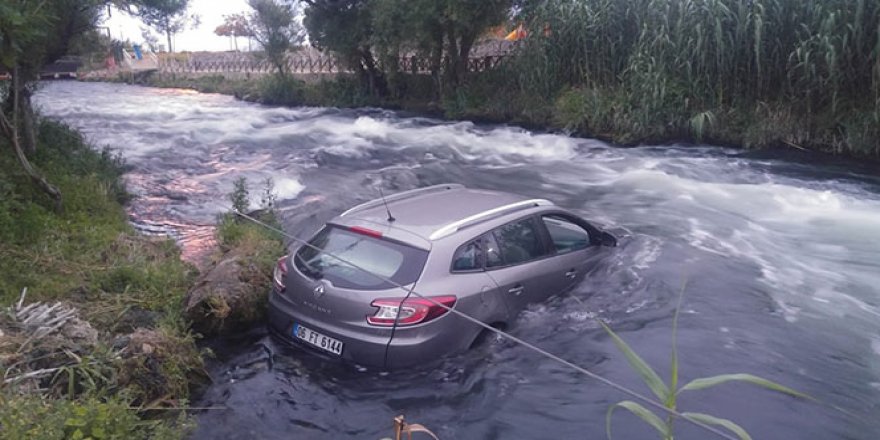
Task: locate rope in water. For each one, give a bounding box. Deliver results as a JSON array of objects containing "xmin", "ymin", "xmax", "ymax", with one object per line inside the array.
[{"xmin": 232, "ymin": 208, "xmax": 738, "ymax": 440}]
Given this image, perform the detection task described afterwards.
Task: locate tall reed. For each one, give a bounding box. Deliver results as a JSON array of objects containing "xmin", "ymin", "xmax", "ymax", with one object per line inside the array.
[{"xmin": 510, "ymin": 0, "xmax": 880, "ymax": 154}]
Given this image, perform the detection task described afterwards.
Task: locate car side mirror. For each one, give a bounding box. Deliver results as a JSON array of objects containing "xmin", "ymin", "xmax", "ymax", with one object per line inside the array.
[{"xmin": 597, "ymin": 231, "xmax": 617, "ymax": 247}]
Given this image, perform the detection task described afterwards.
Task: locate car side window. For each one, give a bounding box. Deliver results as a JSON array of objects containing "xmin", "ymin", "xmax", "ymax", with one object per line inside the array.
[
  {"xmin": 542, "ymin": 214, "xmax": 590, "ymax": 253},
  {"xmin": 489, "ymin": 217, "xmax": 547, "ymax": 267},
  {"xmin": 484, "ymin": 233, "xmax": 504, "ymax": 268},
  {"xmin": 451, "ymin": 239, "xmax": 483, "ymax": 271}
]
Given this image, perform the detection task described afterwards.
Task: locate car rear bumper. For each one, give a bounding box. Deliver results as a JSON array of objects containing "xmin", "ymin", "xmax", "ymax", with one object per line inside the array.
[{"xmin": 267, "ymin": 288, "xmax": 471, "ymax": 369}]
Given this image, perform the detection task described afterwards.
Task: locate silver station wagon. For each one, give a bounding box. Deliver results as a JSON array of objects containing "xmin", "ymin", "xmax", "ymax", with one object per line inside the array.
[{"xmin": 268, "ymin": 184, "xmax": 617, "ymax": 369}]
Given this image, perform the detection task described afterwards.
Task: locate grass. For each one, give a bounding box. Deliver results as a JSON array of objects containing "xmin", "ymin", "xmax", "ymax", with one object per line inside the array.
[
  {"xmin": 180, "ymin": 176, "xmax": 285, "ymax": 335},
  {"xmin": 0, "ymin": 119, "xmax": 203, "ymax": 437}
]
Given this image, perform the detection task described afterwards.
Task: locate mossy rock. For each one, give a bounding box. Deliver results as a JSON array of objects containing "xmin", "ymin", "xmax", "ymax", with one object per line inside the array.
[{"xmin": 183, "ymin": 249, "xmax": 270, "ymax": 336}]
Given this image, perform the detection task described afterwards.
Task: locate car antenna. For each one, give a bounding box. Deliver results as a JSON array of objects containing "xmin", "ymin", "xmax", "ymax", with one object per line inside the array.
[{"xmin": 377, "ymin": 186, "xmax": 396, "ymax": 223}]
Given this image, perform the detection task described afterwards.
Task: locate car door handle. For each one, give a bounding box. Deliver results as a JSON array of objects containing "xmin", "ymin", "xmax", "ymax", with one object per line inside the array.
[
  {"xmin": 508, "ymin": 285, "xmax": 524, "ymax": 295},
  {"xmin": 565, "ymin": 269, "xmax": 577, "ymax": 279}
]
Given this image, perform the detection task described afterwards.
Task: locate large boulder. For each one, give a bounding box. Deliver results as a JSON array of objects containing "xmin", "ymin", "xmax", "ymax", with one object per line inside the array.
[{"xmin": 183, "ymin": 249, "xmax": 270, "ymax": 336}]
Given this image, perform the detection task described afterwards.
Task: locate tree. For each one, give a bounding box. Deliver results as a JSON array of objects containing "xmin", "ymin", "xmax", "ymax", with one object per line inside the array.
[
  {"xmin": 303, "ymin": 0, "xmax": 512, "ymax": 96},
  {"xmin": 133, "ymin": 0, "xmax": 198, "ymax": 52},
  {"xmin": 0, "ymin": 0, "xmax": 110, "ymax": 210},
  {"xmin": 247, "ymin": 0, "xmax": 303, "ymax": 76},
  {"xmin": 140, "ymin": 26, "xmax": 160, "ymax": 52},
  {"xmin": 214, "ymin": 13, "xmax": 252, "ymax": 51},
  {"xmin": 376, "ymin": 0, "xmax": 511, "ymax": 87},
  {"xmin": 303, "ymin": 0, "xmax": 387, "ymax": 96}
]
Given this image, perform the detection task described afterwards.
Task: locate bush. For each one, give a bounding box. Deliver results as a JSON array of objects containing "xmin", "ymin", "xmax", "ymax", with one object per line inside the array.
[
  {"xmin": 302, "ymin": 75, "xmax": 378, "ymax": 108},
  {"xmin": 257, "ymin": 75, "xmax": 305, "ymax": 105}
]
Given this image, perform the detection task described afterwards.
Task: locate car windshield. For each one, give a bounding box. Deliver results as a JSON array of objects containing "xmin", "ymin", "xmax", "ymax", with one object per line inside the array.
[{"xmin": 295, "ymin": 226, "xmax": 429, "ymax": 290}]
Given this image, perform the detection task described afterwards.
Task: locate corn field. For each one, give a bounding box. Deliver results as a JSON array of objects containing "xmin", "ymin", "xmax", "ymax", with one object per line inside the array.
[{"xmin": 511, "ymin": 0, "xmax": 880, "ymax": 154}]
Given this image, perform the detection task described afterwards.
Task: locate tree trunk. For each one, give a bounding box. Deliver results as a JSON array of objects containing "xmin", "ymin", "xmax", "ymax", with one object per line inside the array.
[
  {"xmin": 19, "ymin": 87, "xmax": 37, "ymax": 156},
  {"xmin": 430, "ymin": 30, "xmax": 444, "ymax": 99},
  {"xmin": 2, "ymin": 82, "xmax": 36, "ymax": 155},
  {"xmin": 165, "ymin": 17, "xmax": 173, "ymax": 53},
  {"xmin": 457, "ymin": 32, "xmax": 477, "ymax": 85},
  {"xmin": 444, "ymin": 22, "xmax": 461, "ymax": 86},
  {"xmin": 273, "ymin": 55, "xmax": 288, "ymax": 78},
  {"xmin": 359, "ymin": 48, "xmax": 388, "ymax": 97},
  {"xmin": 0, "ymin": 70, "xmax": 62, "ymax": 212}
]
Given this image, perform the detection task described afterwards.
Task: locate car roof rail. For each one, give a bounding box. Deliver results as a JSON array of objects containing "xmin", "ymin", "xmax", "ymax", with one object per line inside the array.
[
  {"xmin": 429, "ymin": 199, "xmax": 554, "ymax": 240},
  {"xmin": 339, "ymin": 183, "xmax": 465, "ymax": 218}
]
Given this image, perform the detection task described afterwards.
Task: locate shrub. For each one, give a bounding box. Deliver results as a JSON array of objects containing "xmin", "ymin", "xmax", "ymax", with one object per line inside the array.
[{"xmin": 257, "ymin": 75, "xmax": 305, "ymax": 105}]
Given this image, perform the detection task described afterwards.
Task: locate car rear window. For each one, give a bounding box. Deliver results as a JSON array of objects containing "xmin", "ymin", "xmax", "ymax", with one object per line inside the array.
[{"xmin": 294, "ymin": 226, "xmax": 428, "ymax": 290}]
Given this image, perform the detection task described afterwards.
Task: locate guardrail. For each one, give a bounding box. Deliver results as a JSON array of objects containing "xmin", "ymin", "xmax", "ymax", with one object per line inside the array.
[
  {"xmin": 158, "ymin": 53, "xmax": 511, "ymax": 75},
  {"xmin": 159, "ymin": 54, "xmax": 340, "ymax": 74}
]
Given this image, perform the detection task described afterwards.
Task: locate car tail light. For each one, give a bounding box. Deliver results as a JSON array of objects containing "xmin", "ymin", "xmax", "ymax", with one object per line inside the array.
[
  {"xmin": 273, "ymin": 255, "xmax": 289, "ymax": 292},
  {"xmin": 367, "ymin": 296, "xmax": 457, "ymax": 326},
  {"xmin": 349, "ymin": 226, "xmax": 383, "ymax": 238}
]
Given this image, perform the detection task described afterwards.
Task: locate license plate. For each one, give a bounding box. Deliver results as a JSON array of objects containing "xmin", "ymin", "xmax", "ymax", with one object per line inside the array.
[{"xmin": 292, "ymin": 323, "xmax": 343, "ymax": 356}]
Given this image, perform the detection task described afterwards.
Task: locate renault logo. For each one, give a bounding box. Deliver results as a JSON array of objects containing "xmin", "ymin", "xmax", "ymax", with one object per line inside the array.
[{"xmin": 313, "ymin": 283, "xmax": 325, "ymax": 298}]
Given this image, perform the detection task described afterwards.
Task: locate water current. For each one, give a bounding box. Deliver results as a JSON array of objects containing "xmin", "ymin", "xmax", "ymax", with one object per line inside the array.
[{"xmin": 36, "ymin": 81, "xmax": 880, "ymax": 439}]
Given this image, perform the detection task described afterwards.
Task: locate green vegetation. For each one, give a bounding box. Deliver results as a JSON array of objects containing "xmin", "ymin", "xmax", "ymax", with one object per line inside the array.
[
  {"xmin": 0, "ymin": 394, "xmax": 189, "ymax": 440},
  {"xmin": 214, "ymin": 13, "xmax": 253, "ymax": 52},
  {"xmin": 601, "ymin": 293, "xmax": 811, "ymax": 440},
  {"xmin": 0, "ymin": 120, "xmax": 201, "ymax": 438},
  {"xmin": 497, "ymin": 0, "xmax": 880, "ymax": 156},
  {"xmin": 0, "ymin": 120, "xmax": 193, "ymax": 313},
  {"xmin": 180, "ymin": 176, "xmax": 284, "ymax": 335},
  {"xmin": 144, "ymin": 0, "xmax": 880, "ymax": 157},
  {"xmin": 217, "ymin": 176, "xmax": 284, "ymax": 264},
  {"xmin": 248, "ymin": 0, "xmax": 304, "ymax": 77},
  {"xmin": 130, "ymin": 0, "xmax": 198, "ymax": 53}
]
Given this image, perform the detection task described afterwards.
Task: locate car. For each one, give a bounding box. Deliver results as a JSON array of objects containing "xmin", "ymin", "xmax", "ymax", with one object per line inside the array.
[{"xmin": 267, "ymin": 184, "xmax": 617, "ymax": 369}]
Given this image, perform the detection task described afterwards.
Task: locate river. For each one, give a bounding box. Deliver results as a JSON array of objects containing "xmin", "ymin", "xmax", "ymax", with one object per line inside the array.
[{"xmin": 36, "ymin": 81, "xmax": 880, "ymax": 439}]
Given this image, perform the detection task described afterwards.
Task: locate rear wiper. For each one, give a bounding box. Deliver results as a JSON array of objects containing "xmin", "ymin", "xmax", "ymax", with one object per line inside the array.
[{"xmin": 295, "ymin": 254, "xmax": 324, "ymax": 279}]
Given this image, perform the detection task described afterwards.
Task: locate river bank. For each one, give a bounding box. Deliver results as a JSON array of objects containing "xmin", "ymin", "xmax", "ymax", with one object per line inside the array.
[
  {"xmin": 96, "ymin": 70, "xmax": 880, "ymax": 161},
  {"xmin": 0, "ymin": 119, "xmax": 282, "ymax": 438}
]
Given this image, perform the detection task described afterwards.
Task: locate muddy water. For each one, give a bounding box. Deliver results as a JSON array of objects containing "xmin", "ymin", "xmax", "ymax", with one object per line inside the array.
[{"xmin": 36, "ymin": 81, "xmax": 880, "ymax": 439}]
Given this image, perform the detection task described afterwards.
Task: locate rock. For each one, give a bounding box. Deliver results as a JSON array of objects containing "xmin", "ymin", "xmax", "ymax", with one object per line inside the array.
[
  {"xmin": 60, "ymin": 316, "xmax": 99, "ymax": 345},
  {"xmin": 115, "ymin": 306, "xmax": 160, "ymax": 333},
  {"xmin": 111, "ymin": 334, "xmax": 132, "ymax": 351},
  {"xmin": 183, "ymin": 249, "xmax": 270, "ymax": 336}
]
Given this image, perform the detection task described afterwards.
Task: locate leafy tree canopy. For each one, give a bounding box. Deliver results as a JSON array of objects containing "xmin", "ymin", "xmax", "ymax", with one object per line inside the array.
[
  {"xmin": 131, "ymin": 0, "xmax": 197, "ymax": 52},
  {"xmin": 302, "ymin": 0, "xmax": 513, "ymax": 92},
  {"xmin": 247, "ymin": 0, "xmax": 303, "ymax": 75}
]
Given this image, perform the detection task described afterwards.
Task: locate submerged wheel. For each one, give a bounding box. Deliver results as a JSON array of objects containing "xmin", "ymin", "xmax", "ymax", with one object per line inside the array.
[{"xmin": 469, "ymin": 322, "xmax": 507, "ymax": 349}]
